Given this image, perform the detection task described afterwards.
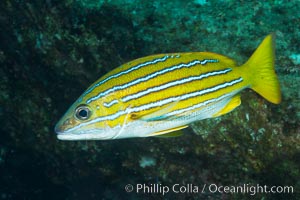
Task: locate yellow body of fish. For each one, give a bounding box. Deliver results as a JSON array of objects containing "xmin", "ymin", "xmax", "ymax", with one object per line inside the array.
[{"xmin": 55, "ymin": 34, "xmax": 281, "ymax": 140}]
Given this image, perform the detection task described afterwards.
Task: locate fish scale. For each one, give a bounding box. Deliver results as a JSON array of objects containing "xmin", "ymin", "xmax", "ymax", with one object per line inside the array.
[{"xmin": 55, "ymin": 34, "xmax": 281, "ymax": 140}]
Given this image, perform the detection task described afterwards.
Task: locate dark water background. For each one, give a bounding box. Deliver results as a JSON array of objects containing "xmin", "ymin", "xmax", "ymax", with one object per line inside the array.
[{"xmin": 0, "ymin": 0, "xmax": 299, "ymax": 199}]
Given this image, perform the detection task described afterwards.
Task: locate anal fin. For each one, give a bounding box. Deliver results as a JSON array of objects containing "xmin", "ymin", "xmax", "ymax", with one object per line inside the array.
[
  {"xmin": 148, "ymin": 125, "xmax": 188, "ymax": 137},
  {"xmin": 213, "ymin": 95, "xmax": 241, "ymax": 117}
]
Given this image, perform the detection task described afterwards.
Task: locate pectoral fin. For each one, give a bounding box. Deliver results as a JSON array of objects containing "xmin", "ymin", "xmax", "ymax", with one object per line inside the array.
[
  {"xmin": 130, "ymin": 101, "xmax": 178, "ymax": 121},
  {"xmin": 213, "ymin": 95, "xmax": 241, "ymax": 117}
]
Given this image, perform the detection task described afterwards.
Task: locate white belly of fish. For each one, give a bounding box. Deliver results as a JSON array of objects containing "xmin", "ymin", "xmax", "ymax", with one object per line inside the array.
[{"xmin": 114, "ymin": 96, "xmax": 233, "ymax": 139}]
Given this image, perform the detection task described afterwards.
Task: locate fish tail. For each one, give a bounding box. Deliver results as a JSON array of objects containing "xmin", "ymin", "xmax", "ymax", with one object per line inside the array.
[{"xmin": 243, "ymin": 34, "xmax": 281, "ymax": 104}]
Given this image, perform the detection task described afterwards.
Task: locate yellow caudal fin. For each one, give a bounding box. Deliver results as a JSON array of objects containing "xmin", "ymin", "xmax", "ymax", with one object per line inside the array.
[{"xmin": 243, "ymin": 34, "xmax": 281, "ymax": 104}]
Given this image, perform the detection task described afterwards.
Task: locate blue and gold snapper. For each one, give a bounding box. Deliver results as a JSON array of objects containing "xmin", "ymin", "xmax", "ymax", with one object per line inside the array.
[{"xmin": 55, "ymin": 34, "xmax": 281, "ymax": 140}]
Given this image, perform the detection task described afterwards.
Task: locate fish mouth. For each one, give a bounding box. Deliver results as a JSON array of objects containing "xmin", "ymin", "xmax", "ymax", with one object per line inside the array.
[
  {"xmin": 54, "ymin": 122, "xmax": 75, "ymax": 139},
  {"xmin": 54, "ymin": 123, "xmax": 63, "ymax": 135},
  {"xmin": 55, "ymin": 126, "xmax": 115, "ymax": 140},
  {"xmin": 55, "ymin": 119, "xmax": 118, "ymax": 140},
  {"xmin": 56, "ymin": 132, "xmax": 114, "ymax": 140},
  {"xmin": 57, "ymin": 134, "xmax": 83, "ymax": 140}
]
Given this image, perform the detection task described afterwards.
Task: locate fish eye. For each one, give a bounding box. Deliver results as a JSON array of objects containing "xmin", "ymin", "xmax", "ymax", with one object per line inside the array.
[{"xmin": 75, "ymin": 105, "xmax": 91, "ymax": 120}]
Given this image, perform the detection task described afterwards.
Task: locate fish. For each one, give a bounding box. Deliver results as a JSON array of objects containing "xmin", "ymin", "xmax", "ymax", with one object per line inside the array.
[{"xmin": 55, "ymin": 34, "xmax": 281, "ymax": 140}]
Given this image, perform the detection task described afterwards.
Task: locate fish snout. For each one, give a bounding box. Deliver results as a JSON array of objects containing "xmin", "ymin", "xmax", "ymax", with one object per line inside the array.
[{"xmin": 55, "ymin": 117, "xmax": 75, "ymax": 134}]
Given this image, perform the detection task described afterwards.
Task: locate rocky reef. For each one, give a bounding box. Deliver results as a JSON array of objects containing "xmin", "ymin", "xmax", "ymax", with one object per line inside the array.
[{"xmin": 0, "ymin": 0, "xmax": 299, "ymax": 199}]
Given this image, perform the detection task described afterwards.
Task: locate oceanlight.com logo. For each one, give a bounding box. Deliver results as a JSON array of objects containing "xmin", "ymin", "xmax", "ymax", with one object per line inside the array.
[{"xmin": 124, "ymin": 183, "xmax": 294, "ymax": 196}]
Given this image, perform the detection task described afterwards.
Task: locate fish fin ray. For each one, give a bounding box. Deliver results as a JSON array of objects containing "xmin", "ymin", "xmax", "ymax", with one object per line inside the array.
[
  {"xmin": 131, "ymin": 101, "xmax": 178, "ymax": 121},
  {"xmin": 148, "ymin": 125, "xmax": 188, "ymax": 137},
  {"xmin": 244, "ymin": 34, "xmax": 281, "ymax": 104},
  {"xmin": 213, "ymin": 95, "xmax": 241, "ymax": 117}
]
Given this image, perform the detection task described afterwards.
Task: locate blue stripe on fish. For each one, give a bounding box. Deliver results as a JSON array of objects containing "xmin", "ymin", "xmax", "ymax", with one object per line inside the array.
[
  {"xmin": 103, "ymin": 99, "xmax": 119, "ymax": 108},
  {"xmin": 65, "ymin": 77, "xmax": 242, "ymax": 133},
  {"xmin": 165, "ymin": 92, "xmax": 236, "ymax": 117},
  {"xmin": 79, "ymin": 55, "xmax": 170, "ymax": 101},
  {"xmin": 128, "ymin": 77, "xmax": 243, "ymax": 113},
  {"xmin": 121, "ymin": 68, "xmax": 232, "ymax": 102},
  {"xmin": 86, "ymin": 59, "xmax": 219, "ymax": 104}
]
